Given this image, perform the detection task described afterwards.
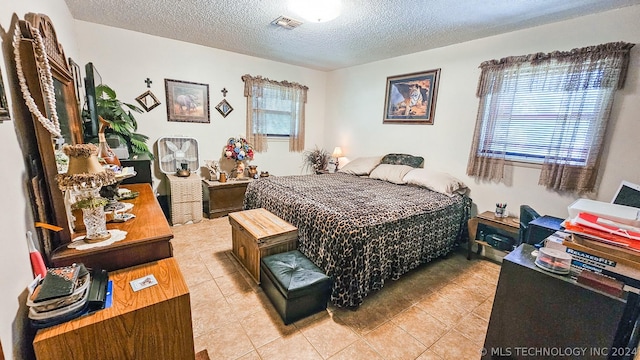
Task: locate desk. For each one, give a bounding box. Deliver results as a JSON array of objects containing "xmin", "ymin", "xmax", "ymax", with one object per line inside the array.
[
  {"xmin": 467, "ymin": 210, "xmax": 519, "ymax": 260},
  {"xmin": 202, "ymin": 179, "xmax": 251, "ymax": 218},
  {"xmin": 51, "ymin": 184, "xmax": 173, "ymax": 271},
  {"xmin": 33, "ymin": 258, "xmax": 194, "ymax": 360},
  {"xmin": 483, "ymin": 244, "xmax": 629, "ymax": 359}
]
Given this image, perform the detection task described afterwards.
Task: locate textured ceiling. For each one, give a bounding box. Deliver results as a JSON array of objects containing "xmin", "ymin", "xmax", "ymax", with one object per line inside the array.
[{"xmin": 63, "ymin": 0, "xmax": 640, "ymax": 71}]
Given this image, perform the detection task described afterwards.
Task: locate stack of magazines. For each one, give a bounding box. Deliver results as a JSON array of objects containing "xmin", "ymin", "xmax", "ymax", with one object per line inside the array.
[{"xmin": 27, "ymin": 264, "xmax": 91, "ymax": 329}]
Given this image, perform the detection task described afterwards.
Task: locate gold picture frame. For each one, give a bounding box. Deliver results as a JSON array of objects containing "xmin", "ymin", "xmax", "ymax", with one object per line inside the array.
[{"xmin": 164, "ymin": 79, "xmax": 210, "ymax": 123}]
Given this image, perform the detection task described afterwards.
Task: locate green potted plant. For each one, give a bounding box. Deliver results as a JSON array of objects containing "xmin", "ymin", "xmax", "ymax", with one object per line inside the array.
[
  {"xmin": 302, "ymin": 146, "xmax": 330, "ymax": 174},
  {"xmin": 95, "ymin": 84, "xmax": 153, "ymax": 159}
]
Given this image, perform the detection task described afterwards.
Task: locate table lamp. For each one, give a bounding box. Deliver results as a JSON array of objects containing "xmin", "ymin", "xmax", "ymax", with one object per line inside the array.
[
  {"xmin": 56, "ymin": 144, "xmax": 116, "ymax": 243},
  {"xmin": 332, "ymin": 147, "xmax": 343, "ymax": 172}
]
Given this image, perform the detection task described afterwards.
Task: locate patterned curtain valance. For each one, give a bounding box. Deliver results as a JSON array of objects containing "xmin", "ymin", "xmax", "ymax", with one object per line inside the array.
[
  {"xmin": 477, "ymin": 42, "xmax": 634, "ymax": 97},
  {"xmin": 241, "ymin": 74, "xmax": 309, "ymax": 102}
]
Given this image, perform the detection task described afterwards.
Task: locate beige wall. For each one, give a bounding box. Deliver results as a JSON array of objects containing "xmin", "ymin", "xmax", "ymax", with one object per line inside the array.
[
  {"xmin": 2, "ymin": 1, "xmax": 639, "ymax": 357},
  {"xmin": 71, "ymin": 21, "xmax": 327, "ymax": 194},
  {"xmin": 0, "ymin": 1, "xmax": 79, "ymax": 358},
  {"xmin": 325, "ymin": 6, "xmax": 640, "ymax": 218}
]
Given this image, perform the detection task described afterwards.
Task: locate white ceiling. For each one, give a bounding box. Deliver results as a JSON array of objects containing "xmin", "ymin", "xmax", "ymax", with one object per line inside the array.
[{"xmin": 63, "ymin": 0, "xmax": 640, "ymax": 71}]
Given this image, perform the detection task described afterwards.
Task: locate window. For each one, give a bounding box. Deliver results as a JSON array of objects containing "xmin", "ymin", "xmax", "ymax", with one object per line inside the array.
[
  {"xmin": 242, "ymin": 74, "xmax": 308, "ymax": 152},
  {"xmin": 249, "ymin": 87, "xmax": 299, "ymax": 137},
  {"xmin": 477, "ymin": 63, "xmax": 613, "ymax": 166},
  {"xmin": 467, "ymin": 42, "xmax": 634, "ymax": 192}
]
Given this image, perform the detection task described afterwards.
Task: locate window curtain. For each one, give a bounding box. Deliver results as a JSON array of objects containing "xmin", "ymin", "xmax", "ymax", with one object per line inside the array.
[
  {"xmin": 467, "ymin": 42, "xmax": 634, "ymax": 192},
  {"xmin": 241, "ymin": 74, "xmax": 308, "ymax": 152}
]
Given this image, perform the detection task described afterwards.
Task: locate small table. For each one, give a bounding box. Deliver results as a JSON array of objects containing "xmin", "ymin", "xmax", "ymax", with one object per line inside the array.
[
  {"xmin": 33, "ymin": 258, "xmax": 194, "ymax": 360},
  {"xmin": 202, "ymin": 178, "xmax": 252, "ymax": 218},
  {"xmin": 467, "ymin": 210, "xmax": 519, "ymax": 260}
]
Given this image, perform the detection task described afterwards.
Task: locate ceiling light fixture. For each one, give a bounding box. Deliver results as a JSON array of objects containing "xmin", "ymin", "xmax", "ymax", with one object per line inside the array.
[{"xmin": 289, "ymin": 0, "xmax": 342, "ymax": 23}]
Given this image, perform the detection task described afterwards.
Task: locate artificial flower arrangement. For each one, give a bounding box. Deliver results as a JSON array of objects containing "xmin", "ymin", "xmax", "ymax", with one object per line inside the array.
[{"xmin": 224, "ymin": 137, "xmax": 254, "ymax": 161}]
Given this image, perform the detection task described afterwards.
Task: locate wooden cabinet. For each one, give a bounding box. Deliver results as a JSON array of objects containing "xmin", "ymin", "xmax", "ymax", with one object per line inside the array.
[
  {"xmin": 202, "ymin": 179, "xmax": 251, "ymax": 218},
  {"xmin": 33, "ymin": 258, "xmax": 194, "ymax": 360},
  {"xmin": 50, "ymin": 183, "xmax": 173, "ymax": 271}
]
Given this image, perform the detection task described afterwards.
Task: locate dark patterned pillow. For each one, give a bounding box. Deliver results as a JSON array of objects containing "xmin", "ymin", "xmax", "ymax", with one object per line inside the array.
[{"xmin": 380, "ymin": 153, "xmax": 424, "ymax": 168}]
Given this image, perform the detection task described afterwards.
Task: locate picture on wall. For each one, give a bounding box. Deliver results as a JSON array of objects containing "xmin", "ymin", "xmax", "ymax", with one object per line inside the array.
[
  {"xmin": 383, "ymin": 68, "xmax": 440, "ymax": 125},
  {"xmin": 165, "ymin": 78, "xmax": 210, "ymax": 123},
  {"xmin": 0, "ymin": 68, "xmax": 10, "ymax": 121}
]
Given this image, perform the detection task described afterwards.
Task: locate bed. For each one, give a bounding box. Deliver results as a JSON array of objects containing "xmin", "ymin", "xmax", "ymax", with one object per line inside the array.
[{"xmin": 244, "ymin": 172, "xmax": 470, "ymax": 308}]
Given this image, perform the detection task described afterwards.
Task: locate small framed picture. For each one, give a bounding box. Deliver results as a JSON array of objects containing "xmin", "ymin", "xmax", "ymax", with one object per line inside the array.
[
  {"xmin": 0, "ymin": 68, "xmax": 10, "ymax": 121},
  {"xmin": 383, "ymin": 69, "xmax": 440, "ymax": 125},
  {"xmin": 215, "ymin": 99, "xmax": 233, "ymax": 118},
  {"xmin": 136, "ymin": 90, "xmax": 161, "ymax": 112},
  {"xmin": 165, "ymin": 79, "xmax": 210, "ymax": 123}
]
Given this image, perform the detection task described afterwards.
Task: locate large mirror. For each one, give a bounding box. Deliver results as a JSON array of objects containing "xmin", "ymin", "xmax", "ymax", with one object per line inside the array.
[{"xmin": 15, "ymin": 13, "xmax": 84, "ymax": 260}]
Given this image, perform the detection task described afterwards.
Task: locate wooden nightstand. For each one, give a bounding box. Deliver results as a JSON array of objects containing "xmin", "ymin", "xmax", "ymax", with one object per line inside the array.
[
  {"xmin": 33, "ymin": 258, "xmax": 194, "ymax": 360},
  {"xmin": 467, "ymin": 210, "xmax": 519, "ymax": 260},
  {"xmin": 202, "ymin": 179, "xmax": 252, "ymax": 218}
]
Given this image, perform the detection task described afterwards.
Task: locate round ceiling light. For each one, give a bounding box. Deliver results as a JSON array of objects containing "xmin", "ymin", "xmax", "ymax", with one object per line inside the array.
[{"xmin": 289, "ymin": 0, "xmax": 342, "ymax": 23}]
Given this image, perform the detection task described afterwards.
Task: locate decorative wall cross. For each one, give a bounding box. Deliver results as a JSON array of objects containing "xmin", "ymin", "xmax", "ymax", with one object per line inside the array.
[
  {"xmin": 221, "ymin": 88, "xmax": 228, "ymax": 97},
  {"xmin": 145, "ymin": 78, "xmax": 153, "ymax": 88}
]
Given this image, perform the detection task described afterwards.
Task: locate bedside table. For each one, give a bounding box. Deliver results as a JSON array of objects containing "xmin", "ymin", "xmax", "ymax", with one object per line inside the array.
[
  {"xmin": 202, "ymin": 179, "xmax": 252, "ymax": 218},
  {"xmin": 467, "ymin": 210, "xmax": 519, "ymax": 260}
]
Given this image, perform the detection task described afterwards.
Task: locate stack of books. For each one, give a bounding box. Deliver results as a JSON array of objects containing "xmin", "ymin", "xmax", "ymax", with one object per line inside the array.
[
  {"xmin": 554, "ymin": 199, "xmax": 640, "ymax": 292},
  {"xmin": 27, "ymin": 264, "xmax": 92, "ymax": 328}
]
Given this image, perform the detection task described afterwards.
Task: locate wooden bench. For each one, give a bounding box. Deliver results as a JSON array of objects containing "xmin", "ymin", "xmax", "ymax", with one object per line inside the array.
[{"xmin": 228, "ymin": 208, "xmax": 298, "ymax": 283}]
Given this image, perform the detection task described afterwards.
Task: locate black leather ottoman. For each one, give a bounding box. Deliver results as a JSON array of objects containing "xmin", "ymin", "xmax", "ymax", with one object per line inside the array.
[{"xmin": 260, "ymin": 250, "xmax": 332, "ymax": 325}]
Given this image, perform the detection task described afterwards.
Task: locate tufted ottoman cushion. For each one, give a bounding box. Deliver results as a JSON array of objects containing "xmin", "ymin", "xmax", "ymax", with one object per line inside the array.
[{"xmin": 260, "ymin": 250, "xmax": 332, "ymax": 325}]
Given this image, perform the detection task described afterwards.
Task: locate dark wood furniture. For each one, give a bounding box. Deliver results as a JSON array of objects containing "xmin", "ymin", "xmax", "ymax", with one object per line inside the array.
[
  {"xmin": 50, "ymin": 184, "xmax": 173, "ymax": 271},
  {"xmin": 202, "ymin": 179, "xmax": 251, "ymax": 218},
  {"xmin": 483, "ymin": 244, "xmax": 629, "ymax": 360},
  {"xmin": 33, "ymin": 258, "xmax": 194, "ymax": 360},
  {"xmin": 467, "ymin": 210, "xmax": 519, "ymax": 260},
  {"xmin": 119, "ymin": 158, "xmax": 152, "ymax": 185}
]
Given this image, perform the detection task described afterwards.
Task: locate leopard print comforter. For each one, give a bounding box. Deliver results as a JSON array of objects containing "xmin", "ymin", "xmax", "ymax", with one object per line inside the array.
[{"xmin": 244, "ymin": 173, "xmax": 470, "ymax": 308}]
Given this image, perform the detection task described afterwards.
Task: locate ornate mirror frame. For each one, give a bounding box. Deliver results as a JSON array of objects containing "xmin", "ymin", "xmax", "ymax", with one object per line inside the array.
[{"xmin": 15, "ymin": 13, "xmax": 84, "ymax": 260}]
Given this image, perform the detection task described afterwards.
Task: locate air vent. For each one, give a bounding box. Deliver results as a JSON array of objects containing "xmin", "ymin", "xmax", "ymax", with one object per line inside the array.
[{"xmin": 271, "ymin": 16, "xmax": 303, "ymax": 29}]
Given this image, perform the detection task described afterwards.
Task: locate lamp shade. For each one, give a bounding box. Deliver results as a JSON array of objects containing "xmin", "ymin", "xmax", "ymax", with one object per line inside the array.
[
  {"xmin": 56, "ymin": 144, "xmax": 116, "ymax": 190},
  {"xmin": 332, "ymin": 147, "xmax": 343, "ymax": 158},
  {"xmin": 290, "ymin": 0, "xmax": 341, "ymax": 23}
]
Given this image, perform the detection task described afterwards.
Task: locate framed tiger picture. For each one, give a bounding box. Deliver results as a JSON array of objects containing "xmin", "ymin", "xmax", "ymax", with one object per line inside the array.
[{"xmin": 383, "ymin": 69, "xmax": 440, "ymax": 125}]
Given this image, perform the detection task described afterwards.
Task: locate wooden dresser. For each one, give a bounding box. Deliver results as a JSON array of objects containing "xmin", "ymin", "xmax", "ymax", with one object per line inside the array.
[
  {"xmin": 50, "ymin": 183, "xmax": 173, "ymax": 271},
  {"xmin": 33, "ymin": 258, "xmax": 194, "ymax": 360},
  {"xmin": 202, "ymin": 179, "xmax": 251, "ymax": 218}
]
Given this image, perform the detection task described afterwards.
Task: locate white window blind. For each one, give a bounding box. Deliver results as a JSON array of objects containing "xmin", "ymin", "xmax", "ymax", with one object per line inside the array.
[
  {"xmin": 467, "ymin": 42, "xmax": 633, "ymax": 192},
  {"xmin": 477, "ymin": 63, "xmax": 614, "ymax": 166}
]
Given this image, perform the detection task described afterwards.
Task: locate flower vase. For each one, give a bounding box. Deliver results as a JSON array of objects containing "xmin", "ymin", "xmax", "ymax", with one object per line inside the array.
[{"xmin": 235, "ymin": 160, "xmax": 246, "ymax": 179}]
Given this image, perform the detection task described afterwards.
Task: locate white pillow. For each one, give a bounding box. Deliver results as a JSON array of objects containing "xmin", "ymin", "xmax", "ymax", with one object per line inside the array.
[
  {"xmin": 369, "ymin": 164, "xmax": 414, "ymax": 184},
  {"xmin": 338, "ymin": 156, "xmax": 382, "ymax": 176},
  {"xmin": 403, "ymin": 168, "xmax": 468, "ymax": 197}
]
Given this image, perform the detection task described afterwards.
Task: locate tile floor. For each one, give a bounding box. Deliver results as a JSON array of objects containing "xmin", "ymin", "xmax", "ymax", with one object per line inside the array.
[{"xmin": 171, "ymin": 217, "xmax": 501, "ymax": 360}]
